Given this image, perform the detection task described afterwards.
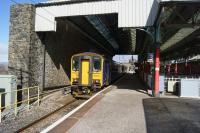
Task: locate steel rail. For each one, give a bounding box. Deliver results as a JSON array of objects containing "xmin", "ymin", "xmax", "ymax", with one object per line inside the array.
[{"xmin": 16, "ymin": 98, "xmax": 77, "ymax": 133}]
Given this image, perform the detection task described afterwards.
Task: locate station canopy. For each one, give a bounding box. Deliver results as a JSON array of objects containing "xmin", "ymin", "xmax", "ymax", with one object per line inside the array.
[
  {"xmin": 138, "ymin": 1, "xmax": 200, "ymax": 61},
  {"xmin": 36, "ymin": 0, "xmax": 200, "ymax": 60}
]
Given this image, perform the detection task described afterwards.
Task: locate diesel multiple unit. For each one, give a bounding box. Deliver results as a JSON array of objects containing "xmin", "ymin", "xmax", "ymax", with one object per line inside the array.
[
  {"xmin": 70, "ymin": 52, "xmax": 126, "ymax": 96},
  {"xmin": 71, "ymin": 52, "xmax": 111, "ymax": 96}
]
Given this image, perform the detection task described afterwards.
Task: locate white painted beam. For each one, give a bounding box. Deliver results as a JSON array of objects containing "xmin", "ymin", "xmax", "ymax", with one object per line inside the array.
[
  {"xmin": 35, "ymin": 0, "xmax": 119, "ymax": 31},
  {"xmin": 35, "ymin": 0, "xmax": 159, "ymax": 31}
]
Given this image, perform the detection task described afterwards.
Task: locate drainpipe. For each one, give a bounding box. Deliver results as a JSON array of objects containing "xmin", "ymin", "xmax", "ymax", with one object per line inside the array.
[
  {"xmin": 174, "ymin": 61, "xmax": 178, "ymax": 78},
  {"xmin": 42, "ymin": 33, "xmax": 46, "ymax": 90}
]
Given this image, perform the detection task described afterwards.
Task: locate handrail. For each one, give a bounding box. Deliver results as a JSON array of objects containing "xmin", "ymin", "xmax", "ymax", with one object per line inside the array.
[
  {"xmin": 0, "ymin": 86, "xmax": 38, "ymax": 95},
  {"xmin": 0, "ymin": 86, "xmax": 40, "ymax": 123}
]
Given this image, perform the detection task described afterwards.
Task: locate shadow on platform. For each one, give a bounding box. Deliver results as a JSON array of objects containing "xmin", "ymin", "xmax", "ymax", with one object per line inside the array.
[
  {"xmin": 116, "ymin": 74, "xmax": 151, "ymax": 96},
  {"xmin": 143, "ymin": 98, "xmax": 200, "ymax": 133}
]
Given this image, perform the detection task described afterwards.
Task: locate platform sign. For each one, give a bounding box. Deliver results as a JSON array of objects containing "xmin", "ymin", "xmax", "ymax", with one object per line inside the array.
[{"xmin": 147, "ymin": 53, "xmax": 154, "ymax": 63}]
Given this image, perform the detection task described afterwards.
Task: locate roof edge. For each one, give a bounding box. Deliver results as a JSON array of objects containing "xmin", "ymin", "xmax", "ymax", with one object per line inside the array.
[{"xmin": 35, "ymin": 0, "xmax": 116, "ymax": 7}]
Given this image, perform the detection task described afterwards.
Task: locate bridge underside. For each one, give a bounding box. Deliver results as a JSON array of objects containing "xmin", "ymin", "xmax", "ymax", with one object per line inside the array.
[{"xmin": 65, "ymin": 14, "xmax": 136, "ymax": 55}]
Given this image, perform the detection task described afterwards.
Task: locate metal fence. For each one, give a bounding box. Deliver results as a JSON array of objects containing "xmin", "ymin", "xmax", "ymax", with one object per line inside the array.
[{"xmin": 0, "ymin": 86, "xmax": 40, "ymax": 123}]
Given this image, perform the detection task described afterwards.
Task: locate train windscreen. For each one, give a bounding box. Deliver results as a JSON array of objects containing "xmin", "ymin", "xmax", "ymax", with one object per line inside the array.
[
  {"xmin": 93, "ymin": 57, "xmax": 101, "ymax": 72},
  {"xmin": 72, "ymin": 57, "xmax": 79, "ymax": 71}
]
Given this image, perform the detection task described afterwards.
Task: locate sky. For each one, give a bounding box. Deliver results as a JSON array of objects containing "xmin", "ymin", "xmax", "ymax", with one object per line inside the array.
[
  {"xmin": 0, "ymin": 1, "xmax": 11, "ymax": 62},
  {"xmin": 0, "ymin": 0, "xmax": 46, "ymax": 62}
]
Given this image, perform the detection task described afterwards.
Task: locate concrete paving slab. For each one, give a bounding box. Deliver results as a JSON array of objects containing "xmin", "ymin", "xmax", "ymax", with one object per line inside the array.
[
  {"xmin": 68, "ymin": 74, "xmax": 150, "ymax": 133},
  {"xmin": 143, "ymin": 97, "xmax": 200, "ymax": 133}
]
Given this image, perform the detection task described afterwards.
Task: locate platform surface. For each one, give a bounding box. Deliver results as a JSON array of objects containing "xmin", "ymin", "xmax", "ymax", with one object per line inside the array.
[
  {"xmin": 68, "ymin": 75, "xmax": 149, "ymax": 133},
  {"xmin": 47, "ymin": 74, "xmax": 200, "ymax": 133}
]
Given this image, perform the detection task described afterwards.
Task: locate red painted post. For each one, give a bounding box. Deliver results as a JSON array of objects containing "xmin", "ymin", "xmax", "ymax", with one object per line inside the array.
[
  {"xmin": 154, "ymin": 47, "xmax": 160, "ymax": 97},
  {"xmin": 174, "ymin": 62, "xmax": 178, "ymax": 77},
  {"xmin": 166, "ymin": 64, "xmax": 170, "ymax": 77}
]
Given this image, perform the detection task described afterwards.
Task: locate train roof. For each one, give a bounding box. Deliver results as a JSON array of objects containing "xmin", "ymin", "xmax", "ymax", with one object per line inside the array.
[{"xmin": 72, "ymin": 52, "xmax": 103, "ymax": 58}]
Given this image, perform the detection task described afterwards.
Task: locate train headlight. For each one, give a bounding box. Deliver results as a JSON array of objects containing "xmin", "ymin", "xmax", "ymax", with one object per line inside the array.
[
  {"xmin": 73, "ymin": 79, "xmax": 78, "ymax": 82},
  {"xmin": 94, "ymin": 80, "xmax": 100, "ymax": 83}
]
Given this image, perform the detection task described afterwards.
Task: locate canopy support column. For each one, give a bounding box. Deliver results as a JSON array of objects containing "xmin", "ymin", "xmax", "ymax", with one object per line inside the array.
[{"xmin": 154, "ymin": 46, "xmax": 160, "ymax": 97}]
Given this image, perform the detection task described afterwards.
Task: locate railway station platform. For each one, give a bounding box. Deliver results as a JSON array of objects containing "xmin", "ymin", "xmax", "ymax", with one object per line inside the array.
[
  {"xmin": 67, "ymin": 75, "xmax": 149, "ymax": 133},
  {"xmin": 43, "ymin": 74, "xmax": 200, "ymax": 133}
]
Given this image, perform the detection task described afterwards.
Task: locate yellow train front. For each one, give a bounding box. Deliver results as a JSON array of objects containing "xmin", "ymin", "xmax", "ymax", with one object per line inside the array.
[{"xmin": 71, "ymin": 52, "xmax": 110, "ymax": 96}]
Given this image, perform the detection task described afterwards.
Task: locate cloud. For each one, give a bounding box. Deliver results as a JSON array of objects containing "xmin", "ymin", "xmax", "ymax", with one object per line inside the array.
[{"xmin": 0, "ymin": 43, "xmax": 8, "ymax": 62}]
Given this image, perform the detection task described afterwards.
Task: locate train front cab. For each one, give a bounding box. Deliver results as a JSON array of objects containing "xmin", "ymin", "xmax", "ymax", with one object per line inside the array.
[{"xmin": 71, "ymin": 53, "xmax": 109, "ymax": 95}]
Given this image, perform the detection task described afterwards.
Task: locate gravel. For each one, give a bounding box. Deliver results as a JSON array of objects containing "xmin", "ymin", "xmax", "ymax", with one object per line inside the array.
[{"xmin": 0, "ymin": 90, "xmax": 75, "ymax": 133}]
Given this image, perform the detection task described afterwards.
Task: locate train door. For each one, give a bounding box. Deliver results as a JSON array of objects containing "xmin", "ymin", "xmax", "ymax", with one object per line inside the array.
[{"xmin": 81, "ymin": 60, "xmax": 90, "ymax": 85}]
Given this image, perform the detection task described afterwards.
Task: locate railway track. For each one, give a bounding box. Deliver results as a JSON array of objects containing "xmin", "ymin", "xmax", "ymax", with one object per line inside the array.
[
  {"xmin": 16, "ymin": 98, "xmax": 83, "ymax": 133},
  {"xmin": 16, "ymin": 90, "xmax": 93, "ymax": 133},
  {"xmin": 15, "ymin": 86, "xmax": 75, "ymax": 133},
  {"xmin": 40, "ymin": 86, "xmax": 71, "ymax": 98}
]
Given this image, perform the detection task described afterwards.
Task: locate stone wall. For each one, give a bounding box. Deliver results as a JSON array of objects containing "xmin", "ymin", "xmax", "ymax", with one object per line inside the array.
[
  {"xmin": 9, "ymin": 4, "xmax": 45, "ymax": 90},
  {"xmin": 9, "ymin": 4, "xmax": 35, "ymax": 88}
]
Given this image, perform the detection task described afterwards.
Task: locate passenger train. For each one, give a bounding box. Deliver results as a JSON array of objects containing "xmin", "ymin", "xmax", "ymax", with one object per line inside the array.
[{"xmin": 70, "ymin": 52, "xmax": 125, "ymax": 96}]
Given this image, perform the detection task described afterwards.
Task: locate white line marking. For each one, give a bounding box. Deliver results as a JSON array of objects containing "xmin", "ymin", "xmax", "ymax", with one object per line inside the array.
[{"xmin": 179, "ymin": 96, "xmax": 200, "ymax": 99}]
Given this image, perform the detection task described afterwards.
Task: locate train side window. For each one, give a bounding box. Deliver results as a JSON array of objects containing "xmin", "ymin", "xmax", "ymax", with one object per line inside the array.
[
  {"xmin": 72, "ymin": 57, "xmax": 79, "ymax": 71},
  {"xmin": 93, "ymin": 57, "xmax": 101, "ymax": 71}
]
